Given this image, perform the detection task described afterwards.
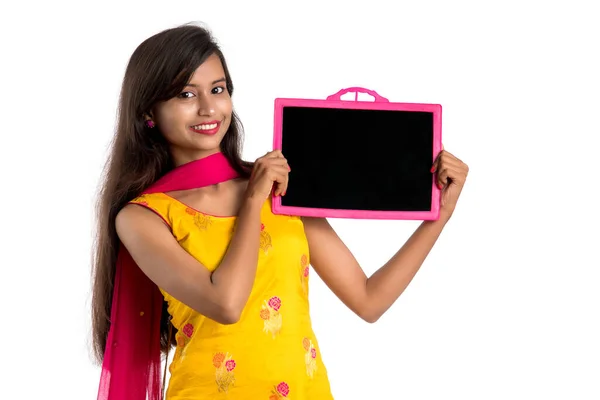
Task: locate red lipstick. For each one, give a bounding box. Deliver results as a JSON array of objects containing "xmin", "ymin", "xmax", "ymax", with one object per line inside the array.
[{"xmin": 190, "ymin": 120, "xmax": 221, "ymax": 135}]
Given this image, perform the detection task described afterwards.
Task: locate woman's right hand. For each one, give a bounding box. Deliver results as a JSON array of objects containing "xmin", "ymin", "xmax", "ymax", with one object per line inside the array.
[{"xmin": 245, "ymin": 150, "xmax": 290, "ymax": 201}]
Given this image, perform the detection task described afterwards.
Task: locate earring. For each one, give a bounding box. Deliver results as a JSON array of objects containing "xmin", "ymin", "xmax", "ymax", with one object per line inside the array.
[{"xmin": 145, "ymin": 120, "xmax": 155, "ymax": 128}]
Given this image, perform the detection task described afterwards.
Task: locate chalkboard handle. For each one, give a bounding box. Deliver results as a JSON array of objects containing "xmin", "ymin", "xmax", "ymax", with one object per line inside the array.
[{"xmin": 326, "ymin": 87, "xmax": 389, "ymax": 103}]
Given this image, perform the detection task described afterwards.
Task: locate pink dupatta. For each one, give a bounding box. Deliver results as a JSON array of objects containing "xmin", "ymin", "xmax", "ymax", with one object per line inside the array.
[{"xmin": 97, "ymin": 152, "xmax": 240, "ymax": 400}]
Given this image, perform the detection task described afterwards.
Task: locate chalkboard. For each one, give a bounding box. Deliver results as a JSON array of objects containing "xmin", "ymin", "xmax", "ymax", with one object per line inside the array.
[{"xmin": 272, "ymin": 87, "xmax": 442, "ymax": 220}]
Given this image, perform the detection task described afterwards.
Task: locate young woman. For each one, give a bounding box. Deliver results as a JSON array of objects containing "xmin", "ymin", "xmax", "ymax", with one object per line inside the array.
[{"xmin": 91, "ymin": 23, "xmax": 469, "ymax": 400}]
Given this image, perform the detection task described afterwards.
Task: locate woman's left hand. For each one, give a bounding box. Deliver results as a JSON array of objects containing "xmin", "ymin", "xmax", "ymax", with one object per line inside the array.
[{"xmin": 431, "ymin": 146, "xmax": 469, "ymax": 221}]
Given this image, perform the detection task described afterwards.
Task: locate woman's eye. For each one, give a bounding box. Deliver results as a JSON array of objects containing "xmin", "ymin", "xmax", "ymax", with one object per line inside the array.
[
  {"xmin": 178, "ymin": 91, "xmax": 195, "ymax": 99},
  {"xmin": 212, "ymin": 86, "xmax": 225, "ymax": 94}
]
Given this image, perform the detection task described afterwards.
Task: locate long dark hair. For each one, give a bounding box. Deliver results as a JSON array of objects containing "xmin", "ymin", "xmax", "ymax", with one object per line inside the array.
[{"xmin": 90, "ymin": 23, "xmax": 251, "ymax": 364}]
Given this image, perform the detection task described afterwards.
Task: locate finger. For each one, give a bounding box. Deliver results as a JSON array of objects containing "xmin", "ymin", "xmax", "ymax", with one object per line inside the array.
[
  {"xmin": 281, "ymin": 169, "xmax": 290, "ymax": 196},
  {"xmin": 282, "ymin": 169, "xmax": 290, "ymax": 196},
  {"xmin": 265, "ymin": 150, "xmax": 284, "ymax": 159},
  {"xmin": 275, "ymin": 176, "xmax": 289, "ymax": 197},
  {"xmin": 440, "ymin": 151, "xmax": 463, "ymax": 166},
  {"xmin": 432, "ymin": 146, "xmax": 464, "ymax": 170},
  {"xmin": 269, "ymin": 166, "xmax": 289, "ymax": 195},
  {"xmin": 437, "ymin": 168, "xmax": 449, "ymax": 189},
  {"xmin": 272, "ymin": 171, "xmax": 289, "ymax": 196},
  {"xmin": 258, "ymin": 151, "xmax": 276, "ymax": 162},
  {"xmin": 265, "ymin": 157, "xmax": 290, "ymax": 169},
  {"xmin": 258, "ymin": 151, "xmax": 274, "ymax": 161},
  {"xmin": 437, "ymin": 154, "xmax": 464, "ymax": 171},
  {"xmin": 431, "ymin": 149, "xmax": 444, "ymax": 172},
  {"xmin": 270, "ymin": 165, "xmax": 289, "ymax": 177},
  {"xmin": 438, "ymin": 149, "xmax": 468, "ymax": 172},
  {"xmin": 255, "ymin": 157, "xmax": 289, "ymax": 176},
  {"xmin": 437, "ymin": 165, "xmax": 465, "ymax": 189}
]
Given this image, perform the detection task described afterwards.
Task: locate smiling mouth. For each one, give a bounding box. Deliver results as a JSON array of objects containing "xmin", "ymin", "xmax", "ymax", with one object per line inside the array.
[{"xmin": 190, "ymin": 121, "xmax": 221, "ymax": 135}]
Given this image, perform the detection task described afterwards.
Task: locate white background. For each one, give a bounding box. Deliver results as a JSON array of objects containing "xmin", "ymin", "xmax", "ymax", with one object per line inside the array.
[{"xmin": 1, "ymin": 0, "xmax": 598, "ymax": 399}]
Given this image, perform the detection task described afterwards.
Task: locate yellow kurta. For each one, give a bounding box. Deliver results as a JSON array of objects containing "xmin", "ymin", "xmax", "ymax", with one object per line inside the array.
[{"xmin": 130, "ymin": 193, "xmax": 334, "ymax": 400}]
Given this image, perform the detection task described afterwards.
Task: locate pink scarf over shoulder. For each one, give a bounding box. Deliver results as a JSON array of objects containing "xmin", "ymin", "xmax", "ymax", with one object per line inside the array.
[{"xmin": 97, "ymin": 152, "xmax": 240, "ymax": 400}]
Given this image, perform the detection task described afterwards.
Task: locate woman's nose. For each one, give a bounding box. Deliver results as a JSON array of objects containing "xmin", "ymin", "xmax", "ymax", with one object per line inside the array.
[{"xmin": 197, "ymin": 95, "xmax": 215, "ymax": 116}]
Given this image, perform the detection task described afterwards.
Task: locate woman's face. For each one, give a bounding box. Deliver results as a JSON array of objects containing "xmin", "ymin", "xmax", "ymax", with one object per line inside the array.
[{"xmin": 152, "ymin": 53, "xmax": 233, "ymax": 166}]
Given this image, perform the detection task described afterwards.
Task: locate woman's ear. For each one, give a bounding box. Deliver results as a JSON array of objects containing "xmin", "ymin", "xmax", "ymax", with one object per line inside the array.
[{"xmin": 143, "ymin": 112, "xmax": 156, "ymax": 129}]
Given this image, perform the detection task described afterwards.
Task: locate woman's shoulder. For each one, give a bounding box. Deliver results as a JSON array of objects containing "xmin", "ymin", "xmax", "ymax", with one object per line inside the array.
[
  {"xmin": 128, "ymin": 192, "xmax": 175, "ymax": 214},
  {"xmin": 118, "ymin": 193, "xmax": 173, "ymax": 228},
  {"xmin": 129, "ymin": 192, "xmax": 165, "ymax": 205}
]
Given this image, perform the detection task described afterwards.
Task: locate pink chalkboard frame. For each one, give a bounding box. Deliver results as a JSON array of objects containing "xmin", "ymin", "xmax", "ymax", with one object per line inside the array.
[{"xmin": 271, "ymin": 87, "xmax": 443, "ymax": 220}]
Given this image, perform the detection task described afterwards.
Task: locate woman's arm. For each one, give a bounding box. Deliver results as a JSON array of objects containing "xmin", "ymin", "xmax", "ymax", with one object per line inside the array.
[
  {"xmin": 303, "ymin": 216, "xmax": 447, "ymax": 323},
  {"xmin": 116, "ymin": 196, "xmax": 263, "ymax": 324},
  {"xmin": 116, "ymin": 151, "xmax": 290, "ymax": 324},
  {"xmin": 304, "ymin": 149, "xmax": 468, "ymax": 323}
]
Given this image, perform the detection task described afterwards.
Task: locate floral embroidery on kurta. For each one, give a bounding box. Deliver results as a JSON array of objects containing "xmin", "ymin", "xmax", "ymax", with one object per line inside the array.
[
  {"xmin": 260, "ymin": 223, "xmax": 273, "ymax": 254},
  {"xmin": 194, "ymin": 213, "xmax": 212, "ymax": 230},
  {"xmin": 182, "ymin": 323, "xmax": 194, "ymax": 338},
  {"xmin": 174, "ymin": 334, "xmax": 188, "ymax": 361},
  {"xmin": 185, "ymin": 207, "xmax": 196, "ymax": 215},
  {"xmin": 269, "ymin": 382, "xmax": 290, "ymax": 399},
  {"xmin": 174, "ymin": 323, "xmax": 194, "ymax": 361},
  {"xmin": 302, "ymin": 337, "xmax": 318, "ymax": 378},
  {"xmin": 300, "ymin": 254, "xmax": 309, "ymax": 295},
  {"xmin": 260, "ymin": 296, "xmax": 282, "ymax": 338},
  {"xmin": 213, "ymin": 352, "xmax": 236, "ymax": 393},
  {"xmin": 184, "ymin": 207, "xmax": 213, "ymax": 230}
]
